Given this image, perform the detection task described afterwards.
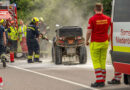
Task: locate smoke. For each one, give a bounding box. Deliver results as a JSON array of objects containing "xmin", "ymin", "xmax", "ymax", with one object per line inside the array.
[
  {"xmin": 29, "ymin": 0, "xmax": 112, "ymax": 65},
  {"xmin": 31, "ymin": 0, "xmax": 102, "ymax": 58},
  {"xmin": 31, "ymin": 0, "xmax": 97, "ymax": 32}
]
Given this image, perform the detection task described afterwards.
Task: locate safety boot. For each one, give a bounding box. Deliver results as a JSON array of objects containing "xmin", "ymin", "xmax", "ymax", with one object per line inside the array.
[
  {"xmin": 107, "ymin": 79, "xmax": 121, "ymax": 84},
  {"xmin": 27, "ymin": 59, "xmax": 33, "ymax": 63},
  {"xmin": 91, "ymin": 82, "xmax": 105, "ymax": 87},
  {"xmin": 34, "ymin": 58, "xmax": 42, "ymax": 63}
]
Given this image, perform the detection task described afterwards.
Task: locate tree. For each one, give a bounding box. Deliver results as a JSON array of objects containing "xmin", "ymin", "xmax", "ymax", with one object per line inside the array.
[{"xmin": 101, "ymin": 0, "xmax": 112, "ymax": 16}]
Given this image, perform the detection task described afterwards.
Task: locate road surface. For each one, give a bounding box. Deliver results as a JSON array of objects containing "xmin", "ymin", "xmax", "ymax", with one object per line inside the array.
[{"xmin": 0, "ymin": 58, "xmax": 129, "ymax": 90}]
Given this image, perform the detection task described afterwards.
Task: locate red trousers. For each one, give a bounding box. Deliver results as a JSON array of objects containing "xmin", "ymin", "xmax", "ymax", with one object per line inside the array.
[
  {"xmin": 20, "ymin": 37, "xmax": 28, "ymax": 53},
  {"xmin": 0, "ymin": 77, "xmax": 3, "ymax": 83}
]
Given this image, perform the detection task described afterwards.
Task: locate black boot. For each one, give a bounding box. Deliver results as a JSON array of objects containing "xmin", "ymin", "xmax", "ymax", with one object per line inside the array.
[
  {"xmin": 107, "ymin": 79, "xmax": 121, "ymax": 84},
  {"xmin": 91, "ymin": 82, "xmax": 105, "ymax": 87},
  {"xmin": 23, "ymin": 53, "xmax": 27, "ymax": 58},
  {"xmin": 28, "ymin": 59, "xmax": 33, "ymax": 63},
  {"xmin": 14, "ymin": 52, "xmax": 17, "ymax": 58},
  {"xmin": 34, "ymin": 58, "xmax": 42, "ymax": 63}
]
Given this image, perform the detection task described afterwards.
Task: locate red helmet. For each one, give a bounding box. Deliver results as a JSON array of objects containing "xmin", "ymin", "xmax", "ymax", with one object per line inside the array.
[{"xmin": 10, "ymin": 21, "xmax": 15, "ymax": 24}]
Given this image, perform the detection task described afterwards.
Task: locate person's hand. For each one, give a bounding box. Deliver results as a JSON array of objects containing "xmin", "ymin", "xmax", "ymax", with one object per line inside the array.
[
  {"xmin": 86, "ymin": 41, "xmax": 89, "ymax": 46},
  {"xmin": 17, "ymin": 38, "xmax": 19, "ymax": 41},
  {"xmin": 19, "ymin": 32, "xmax": 22, "ymax": 34},
  {"xmin": 39, "ymin": 34, "xmax": 43, "ymax": 38}
]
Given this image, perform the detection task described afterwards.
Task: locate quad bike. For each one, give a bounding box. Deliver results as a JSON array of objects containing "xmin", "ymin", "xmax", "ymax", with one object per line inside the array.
[{"xmin": 52, "ymin": 26, "xmax": 87, "ymax": 65}]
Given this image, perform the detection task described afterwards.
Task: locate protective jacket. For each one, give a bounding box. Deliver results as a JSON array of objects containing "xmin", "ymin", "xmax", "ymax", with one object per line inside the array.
[
  {"xmin": 27, "ymin": 24, "xmax": 40, "ymax": 40},
  {"xmin": 8, "ymin": 26, "xmax": 18, "ymax": 41},
  {"xmin": 18, "ymin": 25, "xmax": 27, "ymax": 41}
]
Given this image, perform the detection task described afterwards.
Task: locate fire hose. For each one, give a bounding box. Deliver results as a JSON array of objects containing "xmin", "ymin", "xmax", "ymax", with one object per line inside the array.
[{"xmin": 40, "ymin": 33, "xmax": 52, "ymax": 44}]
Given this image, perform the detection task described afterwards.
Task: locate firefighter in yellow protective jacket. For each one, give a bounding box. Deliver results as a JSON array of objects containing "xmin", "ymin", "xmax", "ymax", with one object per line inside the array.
[{"xmin": 8, "ymin": 21, "xmax": 18, "ymax": 62}]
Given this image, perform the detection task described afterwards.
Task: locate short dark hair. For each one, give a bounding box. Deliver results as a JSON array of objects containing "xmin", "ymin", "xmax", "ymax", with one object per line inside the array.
[{"xmin": 95, "ymin": 3, "xmax": 103, "ymax": 11}]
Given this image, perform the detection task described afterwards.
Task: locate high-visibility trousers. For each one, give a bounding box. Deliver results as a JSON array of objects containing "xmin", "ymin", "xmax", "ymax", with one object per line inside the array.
[{"xmin": 90, "ymin": 40, "xmax": 109, "ymax": 69}]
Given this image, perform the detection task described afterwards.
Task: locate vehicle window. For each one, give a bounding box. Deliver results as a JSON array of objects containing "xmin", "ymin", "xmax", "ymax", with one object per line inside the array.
[
  {"xmin": 113, "ymin": 0, "xmax": 130, "ymax": 22},
  {"xmin": 0, "ymin": 6, "xmax": 7, "ymax": 9}
]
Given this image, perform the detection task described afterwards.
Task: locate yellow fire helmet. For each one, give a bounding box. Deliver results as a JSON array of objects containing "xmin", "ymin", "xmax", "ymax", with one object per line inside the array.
[
  {"xmin": 0, "ymin": 19, "xmax": 5, "ymax": 24},
  {"xmin": 39, "ymin": 17, "xmax": 44, "ymax": 22},
  {"xmin": 32, "ymin": 17, "xmax": 39, "ymax": 23}
]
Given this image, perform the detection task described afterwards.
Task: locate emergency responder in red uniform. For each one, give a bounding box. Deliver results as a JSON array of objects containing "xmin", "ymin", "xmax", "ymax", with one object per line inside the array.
[
  {"xmin": 86, "ymin": 3, "xmax": 111, "ymax": 87},
  {"xmin": 27, "ymin": 17, "xmax": 42, "ymax": 63},
  {"xmin": 0, "ymin": 19, "xmax": 7, "ymax": 88}
]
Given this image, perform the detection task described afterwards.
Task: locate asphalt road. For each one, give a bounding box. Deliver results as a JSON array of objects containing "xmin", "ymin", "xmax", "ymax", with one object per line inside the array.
[{"xmin": 0, "ymin": 58, "xmax": 130, "ymax": 90}]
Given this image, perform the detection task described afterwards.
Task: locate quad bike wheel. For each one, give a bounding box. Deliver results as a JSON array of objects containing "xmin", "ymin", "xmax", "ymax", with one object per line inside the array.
[
  {"xmin": 55, "ymin": 46, "xmax": 62, "ymax": 65},
  {"xmin": 79, "ymin": 46, "xmax": 87, "ymax": 64}
]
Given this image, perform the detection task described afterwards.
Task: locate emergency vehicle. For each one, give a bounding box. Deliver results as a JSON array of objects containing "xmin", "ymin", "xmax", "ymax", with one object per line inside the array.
[
  {"xmin": 0, "ymin": 0, "xmax": 18, "ymax": 28},
  {"xmin": 111, "ymin": 0, "xmax": 130, "ymax": 84}
]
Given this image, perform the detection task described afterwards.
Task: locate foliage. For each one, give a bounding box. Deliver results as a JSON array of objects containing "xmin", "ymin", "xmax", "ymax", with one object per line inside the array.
[
  {"xmin": 11, "ymin": 0, "xmax": 44, "ymax": 22},
  {"xmin": 101, "ymin": 0, "xmax": 112, "ymax": 16},
  {"xmin": 10, "ymin": 0, "xmax": 112, "ymax": 28}
]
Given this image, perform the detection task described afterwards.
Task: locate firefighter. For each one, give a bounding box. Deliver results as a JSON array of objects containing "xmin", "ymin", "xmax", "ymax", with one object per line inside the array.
[
  {"xmin": 27, "ymin": 17, "xmax": 42, "ymax": 63},
  {"xmin": 39, "ymin": 17, "xmax": 46, "ymax": 33},
  {"xmin": 18, "ymin": 20, "xmax": 28, "ymax": 58},
  {"xmin": 39, "ymin": 17, "xmax": 44, "ymax": 27},
  {"xmin": 8, "ymin": 20, "xmax": 18, "ymax": 62},
  {"xmin": 86, "ymin": 3, "xmax": 111, "ymax": 87},
  {"xmin": 0, "ymin": 19, "xmax": 7, "ymax": 88},
  {"xmin": 2, "ymin": 20, "xmax": 9, "ymax": 62},
  {"xmin": 5, "ymin": 20, "xmax": 11, "ymax": 54},
  {"xmin": 39, "ymin": 17, "xmax": 50, "ymax": 58}
]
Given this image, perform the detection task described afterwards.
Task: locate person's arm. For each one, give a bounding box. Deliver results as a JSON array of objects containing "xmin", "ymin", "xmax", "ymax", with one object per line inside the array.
[
  {"xmin": 35, "ymin": 26, "xmax": 40, "ymax": 42},
  {"xmin": 18, "ymin": 26, "xmax": 22, "ymax": 34},
  {"xmin": 41, "ymin": 34, "xmax": 49, "ymax": 41},
  {"xmin": 8, "ymin": 28, "xmax": 11, "ymax": 33},
  {"xmin": 86, "ymin": 29, "xmax": 92, "ymax": 45},
  {"xmin": 86, "ymin": 18, "xmax": 93, "ymax": 46},
  {"xmin": 108, "ymin": 28, "xmax": 111, "ymax": 41},
  {"xmin": 36, "ymin": 28, "xmax": 40, "ymax": 37},
  {"xmin": 3, "ymin": 32, "xmax": 6, "ymax": 46},
  {"xmin": 7, "ymin": 28, "xmax": 11, "ymax": 39},
  {"xmin": 108, "ymin": 18, "xmax": 112, "ymax": 41}
]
